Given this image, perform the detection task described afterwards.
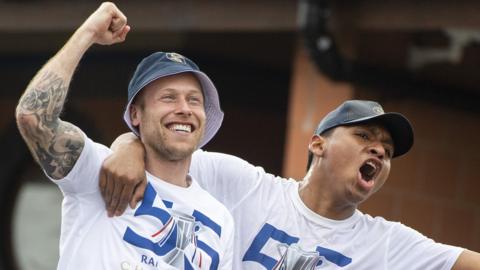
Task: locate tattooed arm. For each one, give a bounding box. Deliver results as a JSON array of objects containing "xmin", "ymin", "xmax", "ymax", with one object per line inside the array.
[
  {"xmin": 17, "ymin": 73, "xmax": 83, "ymax": 179},
  {"xmin": 15, "ymin": 2, "xmax": 130, "ymax": 179}
]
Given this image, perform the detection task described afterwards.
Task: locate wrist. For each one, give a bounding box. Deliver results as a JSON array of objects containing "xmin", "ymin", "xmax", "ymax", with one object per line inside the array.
[
  {"xmin": 110, "ymin": 133, "xmax": 145, "ymax": 161},
  {"xmin": 71, "ymin": 25, "xmax": 96, "ymax": 49}
]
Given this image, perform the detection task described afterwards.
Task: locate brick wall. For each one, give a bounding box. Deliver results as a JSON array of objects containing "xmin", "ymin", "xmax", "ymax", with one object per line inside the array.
[{"xmin": 360, "ymin": 98, "xmax": 480, "ymax": 251}]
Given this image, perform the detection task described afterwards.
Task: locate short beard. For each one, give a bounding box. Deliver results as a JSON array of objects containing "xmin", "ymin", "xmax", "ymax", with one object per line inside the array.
[
  {"xmin": 151, "ymin": 141, "xmax": 195, "ymax": 161},
  {"xmin": 137, "ymin": 113, "xmax": 204, "ymax": 162}
]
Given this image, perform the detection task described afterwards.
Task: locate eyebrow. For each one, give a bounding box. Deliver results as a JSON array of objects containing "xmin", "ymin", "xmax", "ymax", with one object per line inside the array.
[
  {"xmin": 157, "ymin": 88, "xmax": 204, "ymax": 98},
  {"xmin": 359, "ymin": 126, "xmax": 394, "ymax": 147},
  {"xmin": 160, "ymin": 87, "xmax": 202, "ymax": 92},
  {"xmin": 373, "ymin": 128, "xmax": 394, "ymax": 147}
]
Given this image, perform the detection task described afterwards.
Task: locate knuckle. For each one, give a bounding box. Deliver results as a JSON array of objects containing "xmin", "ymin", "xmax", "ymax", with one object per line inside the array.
[
  {"xmin": 124, "ymin": 178, "xmax": 135, "ymax": 185},
  {"xmin": 102, "ymin": 2, "xmax": 116, "ymax": 9},
  {"xmin": 111, "ymin": 171, "xmax": 121, "ymax": 179},
  {"xmin": 125, "ymin": 175, "xmax": 138, "ymax": 184},
  {"xmin": 118, "ymin": 200, "xmax": 128, "ymax": 208},
  {"xmin": 100, "ymin": 160, "xmax": 108, "ymax": 169}
]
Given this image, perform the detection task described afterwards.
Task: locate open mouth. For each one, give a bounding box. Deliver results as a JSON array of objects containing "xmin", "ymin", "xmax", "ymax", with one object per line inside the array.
[
  {"xmin": 359, "ymin": 159, "xmax": 381, "ymax": 182},
  {"xmin": 167, "ymin": 123, "xmax": 194, "ymax": 133}
]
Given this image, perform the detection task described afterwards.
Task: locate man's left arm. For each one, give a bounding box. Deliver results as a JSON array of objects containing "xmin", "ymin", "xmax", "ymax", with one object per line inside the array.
[{"xmin": 452, "ymin": 250, "xmax": 480, "ymax": 270}]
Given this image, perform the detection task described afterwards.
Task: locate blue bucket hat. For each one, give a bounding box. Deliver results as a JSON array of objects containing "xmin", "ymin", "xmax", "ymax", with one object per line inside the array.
[
  {"xmin": 307, "ymin": 100, "xmax": 414, "ymax": 167},
  {"xmin": 123, "ymin": 52, "xmax": 224, "ymax": 148}
]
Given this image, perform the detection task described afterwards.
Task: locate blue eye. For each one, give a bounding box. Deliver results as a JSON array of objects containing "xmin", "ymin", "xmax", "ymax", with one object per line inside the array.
[
  {"xmin": 161, "ymin": 95, "xmax": 175, "ymax": 101},
  {"xmin": 188, "ymin": 96, "xmax": 203, "ymax": 105}
]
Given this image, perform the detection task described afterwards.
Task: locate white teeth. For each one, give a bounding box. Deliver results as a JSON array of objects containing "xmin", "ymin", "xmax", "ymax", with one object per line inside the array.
[
  {"xmin": 366, "ymin": 161, "xmax": 377, "ymax": 170},
  {"xmin": 170, "ymin": 124, "xmax": 191, "ymax": 133}
]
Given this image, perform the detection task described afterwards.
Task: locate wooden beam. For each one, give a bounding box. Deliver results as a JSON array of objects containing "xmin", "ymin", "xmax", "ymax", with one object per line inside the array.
[
  {"xmin": 0, "ymin": 0, "xmax": 297, "ymax": 32},
  {"xmin": 333, "ymin": 1, "xmax": 480, "ymax": 31}
]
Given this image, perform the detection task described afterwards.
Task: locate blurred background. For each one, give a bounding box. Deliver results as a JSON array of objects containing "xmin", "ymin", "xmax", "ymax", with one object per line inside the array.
[{"xmin": 1, "ymin": 0, "xmax": 479, "ymax": 269}]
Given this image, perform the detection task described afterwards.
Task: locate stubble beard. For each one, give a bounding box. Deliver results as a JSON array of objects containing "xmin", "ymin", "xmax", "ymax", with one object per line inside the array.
[
  {"xmin": 152, "ymin": 140, "xmax": 195, "ymax": 161},
  {"xmin": 145, "ymin": 127, "xmax": 202, "ymax": 162}
]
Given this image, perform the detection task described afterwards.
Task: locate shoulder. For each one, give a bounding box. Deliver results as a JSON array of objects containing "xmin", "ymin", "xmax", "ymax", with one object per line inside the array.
[
  {"xmin": 72, "ymin": 136, "xmax": 112, "ymax": 170},
  {"xmin": 192, "ymin": 149, "xmax": 255, "ymax": 168},
  {"xmin": 358, "ymin": 212, "xmax": 437, "ymax": 246},
  {"xmin": 356, "ymin": 212, "xmax": 406, "ymax": 234}
]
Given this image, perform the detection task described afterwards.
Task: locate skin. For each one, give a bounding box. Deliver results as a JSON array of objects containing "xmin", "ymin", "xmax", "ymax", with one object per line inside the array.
[
  {"xmin": 101, "ymin": 133, "xmax": 146, "ymax": 215},
  {"xmin": 300, "ymin": 123, "xmax": 393, "ymax": 220},
  {"xmin": 131, "ymin": 73, "xmax": 205, "ymax": 165}
]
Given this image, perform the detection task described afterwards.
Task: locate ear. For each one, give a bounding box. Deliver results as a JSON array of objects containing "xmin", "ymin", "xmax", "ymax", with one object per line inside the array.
[
  {"xmin": 308, "ymin": 134, "xmax": 326, "ymax": 158},
  {"xmin": 130, "ymin": 104, "xmax": 141, "ymax": 127}
]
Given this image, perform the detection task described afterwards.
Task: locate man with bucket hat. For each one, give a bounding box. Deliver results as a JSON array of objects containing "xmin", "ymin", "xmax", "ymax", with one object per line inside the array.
[
  {"xmin": 15, "ymin": 2, "xmax": 233, "ymax": 269},
  {"xmin": 103, "ymin": 99, "xmax": 480, "ymax": 269}
]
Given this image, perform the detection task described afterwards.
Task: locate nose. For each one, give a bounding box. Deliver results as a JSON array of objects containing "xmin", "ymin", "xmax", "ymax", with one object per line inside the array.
[
  {"xmin": 368, "ymin": 142, "xmax": 386, "ymax": 160},
  {"xmin": 175, "ymin": 98, "xmax": 192, "ymax": 116}
]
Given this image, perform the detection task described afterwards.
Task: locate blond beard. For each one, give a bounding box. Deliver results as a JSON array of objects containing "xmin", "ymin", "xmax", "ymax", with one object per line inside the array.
[
  {"xmin": 143, "ymin": 126, "xmax": 204, "ymax": 162},
  {"xmin": 152, "ymin": 140, "xmax": 196, "ymax": 161}
]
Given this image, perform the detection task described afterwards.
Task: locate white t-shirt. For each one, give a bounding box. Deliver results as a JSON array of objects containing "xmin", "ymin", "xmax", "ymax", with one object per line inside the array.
[
  {"xmin": 190, "ymin": 150, "xmax": 464, "ymax": 270},
  {"xmin": 48, "ymin": 136, "xmax": 234, "ymax": 270}
]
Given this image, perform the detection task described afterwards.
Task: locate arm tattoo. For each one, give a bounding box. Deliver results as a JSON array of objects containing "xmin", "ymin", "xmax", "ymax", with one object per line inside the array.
[{"xmin": 18, "ymin": 71, "xmax": 84, "ymax": 179}]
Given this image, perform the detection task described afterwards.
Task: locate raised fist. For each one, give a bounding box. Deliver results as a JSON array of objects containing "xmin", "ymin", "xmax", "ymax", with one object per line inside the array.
[{"xmin": 79, "ymin": 2, "xmax": 130, "ymax": 45}]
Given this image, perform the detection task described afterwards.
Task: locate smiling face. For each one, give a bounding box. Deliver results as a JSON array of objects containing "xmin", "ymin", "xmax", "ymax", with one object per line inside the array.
[
  {"xmin": 311, "ymin": 122, "xmax": 394, "ymax": 207},
  {"xmin": 130, "ymin": 72, "xmax": 206, "ymax": 161}
]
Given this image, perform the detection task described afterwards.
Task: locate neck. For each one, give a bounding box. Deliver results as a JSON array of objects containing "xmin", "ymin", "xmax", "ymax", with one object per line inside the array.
[
  {"xmin": 299, "ymin": 170, "xmax": 357, "ymax": 220},
  {"xmin": 145, "ymin": 150, "xmax": 192, "ymax": 188}
]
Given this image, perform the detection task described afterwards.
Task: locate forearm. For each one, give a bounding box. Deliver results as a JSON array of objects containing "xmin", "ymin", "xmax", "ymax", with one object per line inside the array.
[
  {"xmin": 452, "ymin": 249, "xmax": 480, "ymax": 270},
  {"xmin": 110, "ymin": 132, "xmax": 144, "ymax": 153},
  {"xmin": 101, "ymin": 132, "xmax": 146, "ymax": 216},
  {"xmin": 32, "ymin": 26, "xmax": 94, "ymax": 86},
  {"xmin": 17, "ymin": 26, "xmax": 94, "ymax": 123},
  {"xmin": 109, "ymin": 132, "xmax": 145, "ymax": 168}
]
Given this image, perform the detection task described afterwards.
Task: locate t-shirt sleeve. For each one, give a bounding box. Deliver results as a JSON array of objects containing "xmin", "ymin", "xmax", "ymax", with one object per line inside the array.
[
  {"xmin": 190, "ymin": 149, "xmax": 266, "ymax": 210},
  {"xmin": 387, "ymin": 222, "xmax": 464, "ymax": 270},
  {"xmin": 46, "ymin": 133, "xmax": 111, "ymax": 195}
]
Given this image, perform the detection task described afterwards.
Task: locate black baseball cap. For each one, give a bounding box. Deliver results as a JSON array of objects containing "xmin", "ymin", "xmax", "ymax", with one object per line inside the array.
[
  {"xmin": 307, "ymin": 100, "xmax": 414, "ymax": 167},
  {"xmin": 123, "ymin": 52, "xmax": 224, "ymax": 148}
]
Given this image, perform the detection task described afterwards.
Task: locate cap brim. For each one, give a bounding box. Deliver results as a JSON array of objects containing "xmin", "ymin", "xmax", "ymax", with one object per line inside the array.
[{"xmin": 344, "ymin": 112, "xmax": 414, "ymax": 158}]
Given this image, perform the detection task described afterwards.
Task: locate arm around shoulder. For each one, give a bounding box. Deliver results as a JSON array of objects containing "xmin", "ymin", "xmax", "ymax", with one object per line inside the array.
[{"xmin": 100, "ymin": 132, "xmax": 146, "ymax": 216}]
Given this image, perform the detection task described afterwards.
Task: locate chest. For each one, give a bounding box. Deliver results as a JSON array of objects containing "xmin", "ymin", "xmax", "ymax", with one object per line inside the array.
[{"xmin": 67, "ymin": 184, "xmax": 226, "ymax": 270}]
